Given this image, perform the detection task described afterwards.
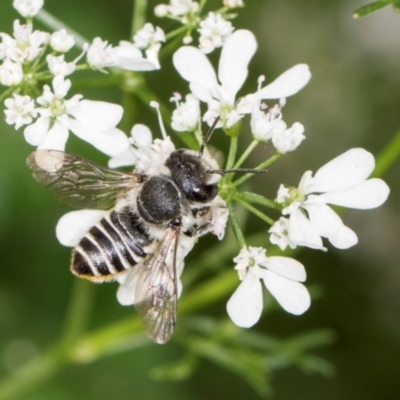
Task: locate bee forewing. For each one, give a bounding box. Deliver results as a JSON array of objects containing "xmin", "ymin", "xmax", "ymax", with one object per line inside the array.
[
  {"xmin": 134, "ymin": 227, "xmax": 179, "ymax": 344},
  {"xmin": 27, "ymin": 150, "xmax": 145, "ymax": 209}
]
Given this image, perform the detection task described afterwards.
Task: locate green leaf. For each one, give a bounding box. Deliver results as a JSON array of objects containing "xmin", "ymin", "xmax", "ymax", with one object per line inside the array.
[
  {"xmin": 297, "ymin": 354, "xmax": 335, "ymax": 377},
  {"xmin": 184, "ymin": 336, "xmax": 271, "ymax": 396},
  {"xmin": 353, "ymin": 1, "xmax": 391, "ymax": 18}
]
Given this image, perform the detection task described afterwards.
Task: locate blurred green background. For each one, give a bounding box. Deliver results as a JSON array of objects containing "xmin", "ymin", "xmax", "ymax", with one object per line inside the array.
[{"xmin": 1, "ymin": 0, "xmax": 400, "ymax": 399}]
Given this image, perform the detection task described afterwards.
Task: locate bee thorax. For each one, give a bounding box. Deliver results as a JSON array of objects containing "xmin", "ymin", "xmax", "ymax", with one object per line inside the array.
[{"xmin": 137, "ymin": 176, "xmax": 182, "ymax": 224}]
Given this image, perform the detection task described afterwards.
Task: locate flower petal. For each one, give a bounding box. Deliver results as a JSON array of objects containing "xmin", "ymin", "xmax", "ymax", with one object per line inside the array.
[
  {"xmin": 319, "ymin": 178, "xmax": 390, "ymax": 209},
  {"xmin": 227, "ymin": 272, "xmax": 263, "ymax": 328},
  {"xmin": 56, "ymin": 210, "xmax": 107, "ymax": 247},
  {"xmin": 257, "ymin": 64, "xmax": 311, "ymax": 99},
  {"xmin": 288, "ymin": 208, "xmax": 326, "ymax": 250},
  {"xmin": 68, "ymin": 100, "xmax": 123, "ymax": 132},
  {"xmin": 305, "ymin": 200, "xmax": 358, "ymax": 249},
  {"xmin": 262, "ymin": 256, "xmax": 306, "ymax": 282},
  {"xmin": 173, "ymin": 46, "xmax": 218, "ymax": 103},
  {"xmin": 218, "ymin": 29, "xmax": 257, "ymax": 104},
  {"xmin": 108, "ymin": 146, "xmax": 136, "ymax": 168},
  {"xmin": 69, "ymin": 119, "xmax": 130, "ymax": 156},
  {"xmin": 113, "ymin": 45, "xmax": 159, "ymax": 71},
  {"xmin": 307, "ymin": 148, "xmax": 375, "ymax": 194},
  {"xmin": 261, "ymin": 270, "xmax": 311, "ymax": 315},
  {"xmin": 116, "ymin": 269, "xmax": 137, "ymax": 306},
  {"xmin": 37, "ymin": 120, "xmax": 69, "ymax": 151},
  {"xmin": 24, "ymin": 117, "xmax": 50, "ymax": 146},
  {"xmin": 131, "ymin": 124, "xmax": 153, "ymax": 147}
]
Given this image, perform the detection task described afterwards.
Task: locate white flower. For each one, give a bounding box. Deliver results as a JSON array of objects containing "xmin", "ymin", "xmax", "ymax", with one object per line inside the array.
[
  {"xmin": 112, "ymin": 41, "xmax": 161, "ymax": 71},
  {"xmin": 13, "ymin": 0, "xmax": 44, "ymax": 17},
  {"xmin": 237, "ymin": 64, "xmax": 312, "ymax": 114},
  {"xmin": 0, "ymin": 58, "xmax": 23, "ymax": 86},
  {"xmin": 155, "ymin": 0, "xmax": 199, "ymax": 21},
  {"xmin": 4, "ymin": 94, "xmax": 37, "ymax": 129},
  {"xmin": 86, "ymin": 37, "xmax": 116, "ymax": 69},
  {"xmin": 198, "ymin": 12, "xmax": 234, "ymax": 54},
  {"xmin": 250, "ymin": 105, "xmax": 286, "ymax": 142},
  {"xmin": 50, "ymin": 29, "xmax": 75, "ymax": 53},
  {"xmin": 154, "ymin": 4, "xmax": 169, "ymax": 17},
  {"xmin": 46, "ymin": 54, "xmax": 75, "ymax": 76},
  {"xmin": 108, "ymin": 124, "xmax": 175, "ymax": 175},
  {"xmin": 223, "ymin": 0, "xmax": 244, "ymax": 8},
  {"xmin": 170, "ymin": 93, "xmax": 200, "ymax": 132},
  {"xmin": 131, "ymin": 23, "xmax": 165, "ymax": 69},
  {"xmin": 0, "ymin": 20, "xmax": 48, "ymax": 63},
  {"xmin": 269, "ymin": 217, "xmax": 297, "ymax": 251},
  {"xmin": 227, "ymin": 246, "xmax": 310, "ymax": 328},
  {"xmin": 173, "ymin": 29, "xmax": 257, "ymax": 129},
  {"xmin": 272, "ymin": 121, "xmax": 305, "ymax": 153},
  {"xmin": 86, "ymin": 35, "xmax": 161, "ymax": 72},
  {"xmin": 277, "ymin": 148, "xmax": 390, "ymax": 250},
  {"xmin": 23, "ymin": 75, "xmax": 130, "ymax": 155}
]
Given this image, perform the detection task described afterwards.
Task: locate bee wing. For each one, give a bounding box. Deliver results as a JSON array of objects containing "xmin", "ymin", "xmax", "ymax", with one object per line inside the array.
[
  {"xmin": 27, "ymin": 150, "xmax": 144, "ymax": 210},
  {"xmin": 134, "ymin": 226, "xmax": 180, "ymax": 344}
]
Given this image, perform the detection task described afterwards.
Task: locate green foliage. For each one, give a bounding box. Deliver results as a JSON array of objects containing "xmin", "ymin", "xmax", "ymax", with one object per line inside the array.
[{"xmin": 353, "ymin": 0, "xmax": 400, "ymax": 18}]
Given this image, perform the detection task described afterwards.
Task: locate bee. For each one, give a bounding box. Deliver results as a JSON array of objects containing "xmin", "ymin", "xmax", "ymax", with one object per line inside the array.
[{"xmin": 26, "ymin": 129, "xmax": 231, "ymax": 344}]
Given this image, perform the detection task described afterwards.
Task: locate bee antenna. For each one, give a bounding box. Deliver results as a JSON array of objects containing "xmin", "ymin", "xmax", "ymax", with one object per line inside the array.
[
  {"xmin": 210, "ymin": 168, "xmax": 267, "ymax": 175},
  {"xmin": 198, "ymin": 116, "xmax": 220, "ymax": 158}
]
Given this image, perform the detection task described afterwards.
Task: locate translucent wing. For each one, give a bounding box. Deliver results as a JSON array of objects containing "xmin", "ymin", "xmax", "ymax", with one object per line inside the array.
[
  {"xmin": 134, "ymin": 226, "xmax": 180, "ymax": 344},
  {"xmin": 27, "ymin": 150, "xmax": 145, "ymax": 210}
]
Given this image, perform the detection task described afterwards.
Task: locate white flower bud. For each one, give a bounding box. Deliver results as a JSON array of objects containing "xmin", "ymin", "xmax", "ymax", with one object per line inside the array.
[
  {"xmin": 198, "ymin": 12, "xmax": 234, "ymax": 54},
  {"xmin": 46, "ymin": 54, "xmax": 75, "ymax": 76},
  {"xmin": 50, "ymin": 29, "xmax": 75, "ymax": 53},
  {"xmin": 13, "ymin": 0, "xmax": 44, "ymax": 17},
  {"xmin": 154, "ymin": 4, "xmax": 168, "ymax": 17},
  {"xmin": 171, "ymin": 94, "xmax": 200, "ymax": 132},
  {"xmin": 272, "ymin": 122, "xmax": 305, "ymax": 153},
  {"xmin": 4, "ymin": 94, "xmax": 37, "ymax": 129},
  {"xmin": 0, "ymin": 59, "xmax": 23, "ymax": 86},
  {"xmin": 86, "ymin": 38, "xmax": 115, "ymax": 69},
  {"xmin": 223, "ymin": 0, "xmax": 244, "ymax": 8}
]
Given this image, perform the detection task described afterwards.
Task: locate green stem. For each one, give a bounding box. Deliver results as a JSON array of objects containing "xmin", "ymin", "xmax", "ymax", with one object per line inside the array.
[
  {"xmin": 131, "ymin": 0, "xmax": 148, "ymax": 36},
  {"xmin": 226, "ymin": 137, "xmax": 238, "ymax": 169},
  {"xmin": 371, "ymin": 128, "xmax": 400, "ymax": 178},
  {"xmin": 35, "ymin": 10, "xmax": 88, "ymax": 48},
  {"xmin": 60, "ymin": 280, "xmax": 95, "ymax": 346},
  {"xmin": 165, "ymin": 25, "xmax": 188, "ymax": 41},
  {"xmin": 233, "ymin": 153, "xmax": 281, "ymax": 188},
  {"xmin": 237, "ymin": 191, "xmax": 278, "ymax": 210},
  {"xmin": 233, "ymin": 139, "xmax": 259, "ymax": 169},
  {"xmin": 227, "ymin": 202, "xmax": 246, "ymax": 246},
  {"xmin": 234, "ymin": 195, "xmax": 274, "ymax": 225},
  {"xmin": 0, "ymin": 87, "xmax": 15, "ymax": 103}
]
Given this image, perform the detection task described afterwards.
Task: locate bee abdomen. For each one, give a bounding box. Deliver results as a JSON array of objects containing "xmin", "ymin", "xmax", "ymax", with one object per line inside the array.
[{"xmin": 71, "ymin": 210, "xmax": 151, "ymax": 281}]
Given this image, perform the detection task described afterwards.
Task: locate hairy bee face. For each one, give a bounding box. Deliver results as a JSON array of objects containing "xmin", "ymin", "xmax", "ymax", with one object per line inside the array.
[{"xmin": 165, "ymin": 149, "xmax": 218, "ymax": 203}]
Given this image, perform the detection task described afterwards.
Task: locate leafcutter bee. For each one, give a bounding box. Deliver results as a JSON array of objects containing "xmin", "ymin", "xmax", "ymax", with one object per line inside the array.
[{"xmin": 27, "ymin": 135, "xmax": 230, "ymax": 344}]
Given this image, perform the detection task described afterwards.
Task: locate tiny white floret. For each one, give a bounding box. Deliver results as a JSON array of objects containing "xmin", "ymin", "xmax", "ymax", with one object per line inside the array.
[
  {"xmin": 277, "ymin": 148, "xmax": 390, "ymax": 250},
  {"xmin": 227, "ymin": 246, "xmax": 310, "ymax": 328}
]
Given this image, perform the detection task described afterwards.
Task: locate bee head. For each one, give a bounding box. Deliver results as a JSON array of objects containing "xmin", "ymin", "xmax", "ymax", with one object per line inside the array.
[{"xmin": 165, "ymin": 149, "xmax": 218, "ymax": 203}]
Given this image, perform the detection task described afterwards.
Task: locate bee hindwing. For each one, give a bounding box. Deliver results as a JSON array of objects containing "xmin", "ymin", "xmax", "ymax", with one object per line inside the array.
[{"xmin": 134, "ymin": 226, "xmax": 180, "ymax": 344}]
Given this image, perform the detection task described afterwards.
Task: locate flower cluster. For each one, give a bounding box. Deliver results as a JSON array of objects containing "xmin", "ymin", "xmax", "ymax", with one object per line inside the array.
[
  {"xmin": 155, "ymin": 0, "xmax": 237, "ymax": 52},
  {"xmin": 1, "ymin": 2, "xmax": 166, "ymax": 154},
  {"xmin": 2, "ymin": 0, "xmax": 391, "ymax": 337}
]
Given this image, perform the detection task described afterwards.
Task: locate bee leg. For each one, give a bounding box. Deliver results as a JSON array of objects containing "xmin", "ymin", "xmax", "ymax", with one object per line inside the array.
[{"xmin": 184, "ymin": 222, "xmax": 213, "ymax": 238}]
